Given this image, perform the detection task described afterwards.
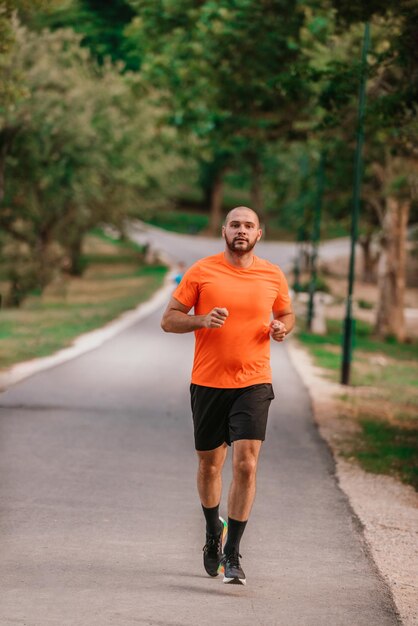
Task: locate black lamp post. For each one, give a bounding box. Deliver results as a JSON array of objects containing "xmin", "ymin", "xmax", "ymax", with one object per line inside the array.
[
  {"xmin": 341, "ymin": 22, "xmax": 371, "ymax": 385},
  {"xmin": 307, "ymin": 150, "xmax": 326, "ymax": 331}
]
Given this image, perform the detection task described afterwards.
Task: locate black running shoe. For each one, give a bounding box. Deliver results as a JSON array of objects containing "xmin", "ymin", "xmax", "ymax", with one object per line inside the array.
[
  {"xmin": 203, "ymin": 517, "xmax": 227, "ymax": 577},
  {"xmin": 221, "ymin": 549, "xmax": 246, "ymax": 585}
]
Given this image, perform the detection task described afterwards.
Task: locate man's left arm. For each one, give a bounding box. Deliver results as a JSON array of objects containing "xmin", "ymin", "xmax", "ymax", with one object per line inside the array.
[{"xmin": 270, "ymin": 305, "xmax": 295, "ymax": 343}]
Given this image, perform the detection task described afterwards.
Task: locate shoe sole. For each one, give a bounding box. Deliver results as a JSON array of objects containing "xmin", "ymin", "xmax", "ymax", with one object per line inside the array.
[{"xmin": 223, "ymin": 576, "xmax": 246, "ymax": 585}]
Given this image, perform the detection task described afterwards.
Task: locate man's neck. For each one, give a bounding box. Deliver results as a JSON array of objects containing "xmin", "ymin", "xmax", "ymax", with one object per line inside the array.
[{"xmin": 223, "ymin": 248, "xmax": 255, "ymax": 269}]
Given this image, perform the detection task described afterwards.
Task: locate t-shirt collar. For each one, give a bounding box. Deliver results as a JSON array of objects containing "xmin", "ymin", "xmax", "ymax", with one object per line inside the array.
[{"xmin": 221, "ymin": 252, "xmax": 256, "ymax": 271}]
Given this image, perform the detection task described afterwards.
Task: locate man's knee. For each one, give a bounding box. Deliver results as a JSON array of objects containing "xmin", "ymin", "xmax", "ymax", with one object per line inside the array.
[
  {"xmin": 233, "ymin": 456, "xmax": 258, "ymax": 482},
  {"xmin": 198, "ymin": 458, "xmax": 223, "ymax": 479}
]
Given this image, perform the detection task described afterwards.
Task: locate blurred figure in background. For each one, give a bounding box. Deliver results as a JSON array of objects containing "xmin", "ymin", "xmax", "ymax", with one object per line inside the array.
[{"xmin": 173, "ymin": 262, "xmax": 186, "ymax": 286}]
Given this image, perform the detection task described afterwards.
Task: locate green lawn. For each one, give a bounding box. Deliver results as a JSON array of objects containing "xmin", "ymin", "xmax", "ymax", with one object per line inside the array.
[
  {"xmin": 145, "ymin": 209, "xmax": 210, "ymax": 234},
  {"xmin": 0, "ymin": 232, "xmax": 167, "ymax": 370},
  {"xmin": 351, "ymin": 418, "xmax": 418, "ymax": 490}
]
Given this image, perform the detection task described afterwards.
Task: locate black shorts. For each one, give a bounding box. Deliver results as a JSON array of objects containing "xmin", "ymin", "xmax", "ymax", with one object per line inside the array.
[{"xmin": 190, "ymin": 383, "xmax": 275, "ymax": 451}]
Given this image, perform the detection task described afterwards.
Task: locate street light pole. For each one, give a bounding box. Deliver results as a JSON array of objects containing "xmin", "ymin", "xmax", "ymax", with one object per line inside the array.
[
  {"xmin": 341, "ymin": 21, "xmax": 371, "ymax": 385},
  {"xmin": 307, "ymin": 150, "xmax": 326, "ymax": 331},
  {"xmin": 294, "ymin": 155, "xmax": 309, "ymax": 293}
]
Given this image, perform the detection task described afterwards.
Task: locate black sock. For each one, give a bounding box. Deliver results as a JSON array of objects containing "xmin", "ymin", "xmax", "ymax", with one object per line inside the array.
[
  {"xmin": 202, "ymin": 504, "xmax": 222, "ymax": 536},
  {"xmin": 224, "ymin": 517, "xmax": 247, "ymax": 555}
]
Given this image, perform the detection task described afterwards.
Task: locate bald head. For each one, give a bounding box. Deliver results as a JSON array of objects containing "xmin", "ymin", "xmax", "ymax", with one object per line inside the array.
[{"xmin": 224, "ymin": 206, "xmax": 260, "ymax": 228}]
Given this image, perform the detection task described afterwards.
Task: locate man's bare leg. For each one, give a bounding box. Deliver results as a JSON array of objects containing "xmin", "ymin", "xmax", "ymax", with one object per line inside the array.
[
  {"xmin": 197, "ymin": 444, "xmax": 228, "ymax": 577},
  {"xmin": 228, "ymin": 439, "xmax": 262, "ymax": 520},
  {"xmin": 221, "ymin": 439, "xmax": 262, "ymax": 584},
  {"xmin": 196, "ymin": 443, "xmax": 228, "ymax": 508}
]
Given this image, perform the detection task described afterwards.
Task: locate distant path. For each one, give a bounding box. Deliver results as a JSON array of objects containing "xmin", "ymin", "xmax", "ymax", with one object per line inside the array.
[{"xmin": 128, "ymin": 220, "xmax": 351, "ymax": 268}]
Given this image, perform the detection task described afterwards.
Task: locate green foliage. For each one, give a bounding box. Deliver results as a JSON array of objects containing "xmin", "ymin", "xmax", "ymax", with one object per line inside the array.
[
  {"xmin": 1, "ymin": 0, "xmax": 418, "ymax": 308},
  {"xmin": 127, "ymin": 0, "xmax": 312, "ymax": 192},
  {"xmin": 0, "ymin": 0, "xmax": 59, "ymax": 108},
  {"xmin": 0, "ymin": 20, "xmax": 182, "ymax": 305},
  {"xmin": 34, "ymin": 0, "xmax": 140, "ymax": 70},
  {"xmin": 331, "ymin": 0, "xmax": 411, "ymax": 25},
  {"xmin": 145, "ymin": 210, "xmax": 209, "ymax": 234},
  {"xmin": 295, "ymin": 2, "xmax": 418, "ymax": 270}
]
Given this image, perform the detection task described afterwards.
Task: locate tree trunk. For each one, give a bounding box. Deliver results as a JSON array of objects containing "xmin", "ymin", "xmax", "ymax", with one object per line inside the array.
[
  {"xmin": 359, "ymin": 234, "xmax": 378, "ymax": 283},
  {"xmin": 67, "ymin": 236, "xmax": 84, "ymax": 276},
  {"xmin": 0, "ymin": 127, "xmax": 18, "ymax": 203},
  {"xmin": 199, "ymin": 158, "xmax": 224, "ymax": 214},
  {"xmin": 6, "ymin": 278, "xmax": 25, "ymax": 308},
  {"xmin": 375, "ymin": 196, "xmax": 410, "ymax": 341},
  {"xmin": 38, "ymin": 232, "xmax": 52, "ymax": 291},
  {"xmin": 208, "ymin": 170, "xmax": 224, "ymax": 235},
  {"xmin": 0, "ymin": 142, "xmax": 7, "ymax": 204}
]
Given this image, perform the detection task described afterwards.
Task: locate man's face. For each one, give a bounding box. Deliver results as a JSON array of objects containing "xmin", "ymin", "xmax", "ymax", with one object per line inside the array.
[{"xmin": 222, "ymin": 209, "xmax": 262, "ymax": 254}]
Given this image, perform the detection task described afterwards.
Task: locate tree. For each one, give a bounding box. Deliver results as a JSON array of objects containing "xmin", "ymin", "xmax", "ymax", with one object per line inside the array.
[
  {"xmin": 358, "ymin": 10, "xmax": 418, "ymax": 340},
  {"xmin": 307, "ymin": 3, "xmax": 418, "ymax": 340},
  {"xmin": 34, "ymin": 0, "xmax": 140, "ymax": 70},
  {"xmin": 0, "ymin": 20, "xmax": 182, "ymax": 304},
  {"xmin": 0, "ymin": 1, "xmax": 64, "ymax": 203},
  {"xmin": 372, "ymin": 155, "xmax": 417, "ymax": 341},
  {"xmin": 127, "ymin": 0, "xmax": 311, "ymax": 231}
]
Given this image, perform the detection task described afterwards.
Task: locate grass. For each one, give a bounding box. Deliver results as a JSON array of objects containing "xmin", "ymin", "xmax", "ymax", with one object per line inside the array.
[
  {"xmin": 0, "ymin": 232, "xmax": 167, "ymax": 370},
  {"xmin": 145, "ymin": 209, "xmax": 210, "ymax": 234},
  {"xmin": 297, "ymin": 318, "xmax": 418, "ymax": 491},
  {"xmin": 358, "ymin": 298, "xmax": 374, "ymax": 310},
  {"xmin": 298, "ymin": 319, "xmax": 418, "ymax": 363},
  {"xmin": 349, "ymin": 418, "xmax": 418, "ymax": 491}
]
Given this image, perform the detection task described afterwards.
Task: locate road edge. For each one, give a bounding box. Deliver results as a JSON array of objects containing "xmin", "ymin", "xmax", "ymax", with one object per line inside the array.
[{"xmin": 287, "ymin": 337, "xmax": 417, "ymax": 626}]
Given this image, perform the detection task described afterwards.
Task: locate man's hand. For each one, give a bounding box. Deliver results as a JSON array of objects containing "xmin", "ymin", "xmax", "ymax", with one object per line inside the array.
[
  {"xmin": 203, "ymin": 307, "xmax": 229, "ymax": 329},
  {"xmin": 270, "ymin": 320, "xmax": 287, "ymax": 342}
]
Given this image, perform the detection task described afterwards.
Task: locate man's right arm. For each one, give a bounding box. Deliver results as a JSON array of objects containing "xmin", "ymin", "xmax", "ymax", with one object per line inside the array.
[{"xmin": 161, "ymin": 297, "xmax": 228, "ymax": 333}]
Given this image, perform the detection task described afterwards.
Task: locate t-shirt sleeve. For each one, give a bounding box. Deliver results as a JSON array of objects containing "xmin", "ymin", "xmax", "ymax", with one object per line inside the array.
[
  {"xmin": 273, "ymin": 267, "xmax": 292, "ymax": 313},
  {"xmin": 172, "ymin": 263, "xmax": 200, "ymax": 309}
]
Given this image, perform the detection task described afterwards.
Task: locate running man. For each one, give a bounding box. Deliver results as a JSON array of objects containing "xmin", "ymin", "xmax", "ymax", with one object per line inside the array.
[{"xmin": 161, "ymin": 206, "xmax": 295, "ymax": 585}]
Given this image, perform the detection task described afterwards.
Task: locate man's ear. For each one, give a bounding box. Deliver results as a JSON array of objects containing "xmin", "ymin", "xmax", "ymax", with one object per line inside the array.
[
  {"xmin": 221, "ymin": 225, "xmax": 226, "ymax": 239},
  {"xmin": 257, "ymin": 229, "xmax": 262, "ymax": 241}
]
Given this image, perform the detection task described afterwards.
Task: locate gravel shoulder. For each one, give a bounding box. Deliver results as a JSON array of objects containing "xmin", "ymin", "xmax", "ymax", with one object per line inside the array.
[{"xmin": 287, "ymin": 338, "xmax": 418, "ymax": 626}]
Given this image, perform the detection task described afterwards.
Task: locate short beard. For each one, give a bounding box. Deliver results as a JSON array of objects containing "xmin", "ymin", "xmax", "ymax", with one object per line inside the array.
[{"xmin": 225, "ymin": 235, "xmax": 257, "ymax": 256}]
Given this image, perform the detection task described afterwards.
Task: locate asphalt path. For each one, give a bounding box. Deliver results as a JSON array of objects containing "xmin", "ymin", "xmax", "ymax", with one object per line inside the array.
[
  {"xmin": 0, "ymin": 230, "xmax": 399, "ymax": 625},
  {"xmin": 128, "ymin": 220, "xmax": 351, "ymax": 268}
]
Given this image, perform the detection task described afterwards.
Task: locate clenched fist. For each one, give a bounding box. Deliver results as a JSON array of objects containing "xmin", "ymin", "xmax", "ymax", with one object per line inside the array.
[
  {"xmin": 203, "ymin": 307, "xmax": 229, "ymax": 329},
  {"xmin": 270, "ymin": 320, "xmax": 286, "ymax": 342}
]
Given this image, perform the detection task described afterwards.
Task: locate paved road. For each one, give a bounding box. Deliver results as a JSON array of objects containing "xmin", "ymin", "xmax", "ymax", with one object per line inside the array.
[
  {"xmin": 0, "ymin": 230, "xmax": 399, "ymax": 625},
  {"xmin": 128, "ymin": 220, "xmax": 351, "ymax": 268}
]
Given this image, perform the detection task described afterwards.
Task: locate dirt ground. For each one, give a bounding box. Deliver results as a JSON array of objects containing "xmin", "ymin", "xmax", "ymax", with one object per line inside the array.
[{"xmin": 287, "ymin": 276, "xmax": 418, "ymax": 626}]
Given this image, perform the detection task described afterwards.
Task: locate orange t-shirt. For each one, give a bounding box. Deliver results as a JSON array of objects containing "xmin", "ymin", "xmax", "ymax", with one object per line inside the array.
[{"xmin": 173, "ymin": 252, "xmax": 291, "ymax": 388}]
